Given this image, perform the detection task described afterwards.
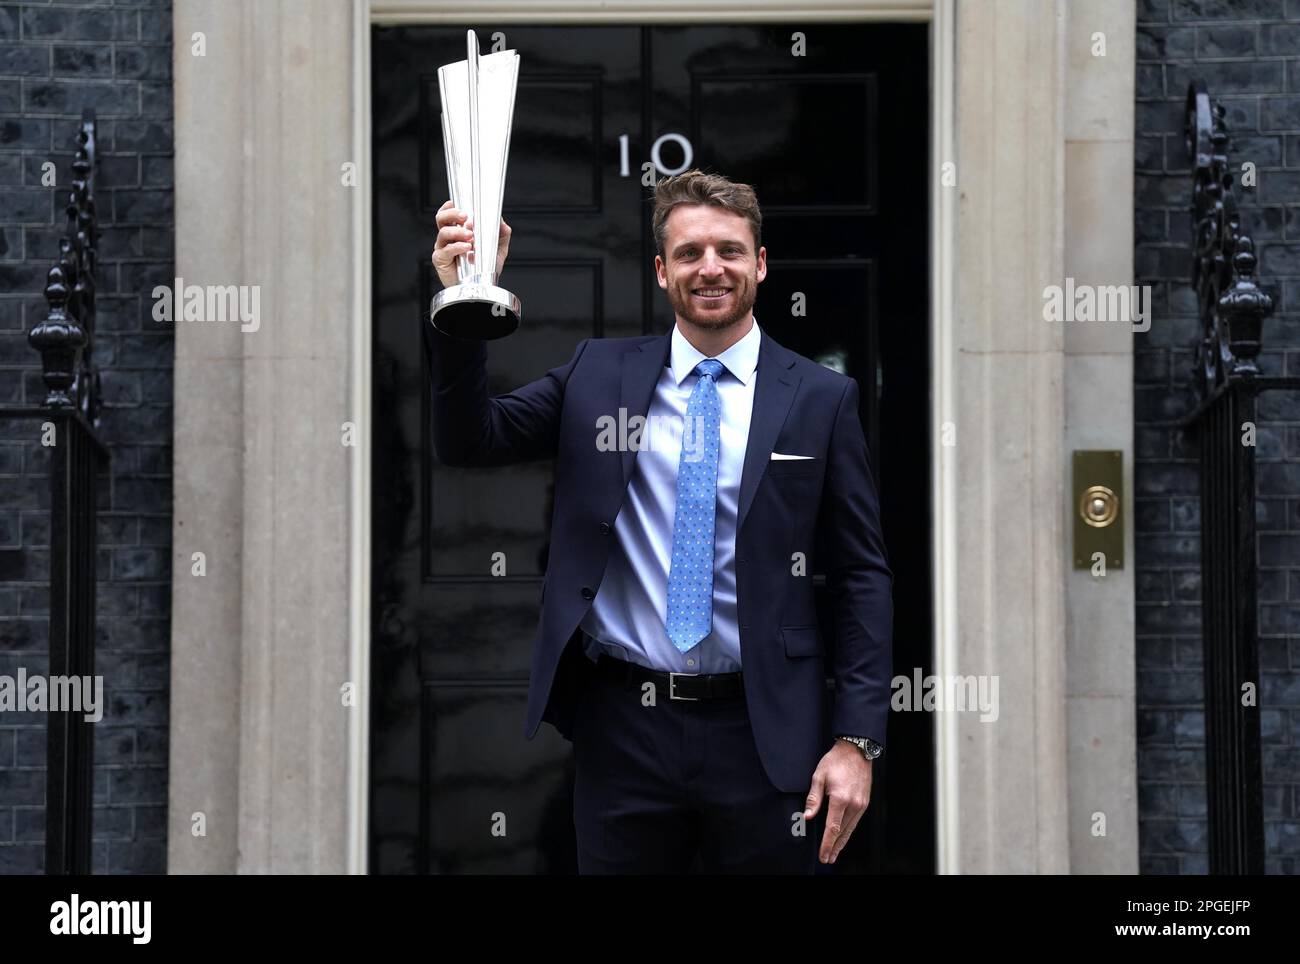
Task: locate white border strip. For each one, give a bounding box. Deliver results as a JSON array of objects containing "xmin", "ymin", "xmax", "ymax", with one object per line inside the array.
[
  {"xmin": 372, "ymin": 0, "xmax": 932, "ymax": 24},
  {"xmin": 929, "ymin": 0, "xmax": 958, "ymax": 877},
  {"xmin": 348, "ymin": 0, "xmax": 374, "ymax": 876}
]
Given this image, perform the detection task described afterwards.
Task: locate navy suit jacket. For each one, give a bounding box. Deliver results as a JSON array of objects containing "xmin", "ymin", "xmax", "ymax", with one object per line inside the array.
[{"xmin": 424, "ymin": 322, "xmax": 893, "ymax": 794}]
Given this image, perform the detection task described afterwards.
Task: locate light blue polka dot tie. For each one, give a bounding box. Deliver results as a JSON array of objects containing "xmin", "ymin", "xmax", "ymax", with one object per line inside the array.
[{"xmin": 665, "ymin": 359, "xmax": 724, "ymax": 653}]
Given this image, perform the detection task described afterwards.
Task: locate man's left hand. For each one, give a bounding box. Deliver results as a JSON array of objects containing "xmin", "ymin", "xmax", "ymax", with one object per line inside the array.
[{"xmin": 804, "ymin": 740, "xmax": 873, "ymax": 864}]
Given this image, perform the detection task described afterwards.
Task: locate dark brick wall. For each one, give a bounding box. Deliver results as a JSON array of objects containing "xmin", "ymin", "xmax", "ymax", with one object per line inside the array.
[
  {"xmin": 1136, "ymin": 0, "xmax": 1300, "ymax": 874},
  {"xmin": 0, "ymin": 0, "xmax": 172, "ymax": 874}
]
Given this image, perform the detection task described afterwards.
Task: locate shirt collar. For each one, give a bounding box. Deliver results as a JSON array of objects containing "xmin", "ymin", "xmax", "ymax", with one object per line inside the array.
[{"xmin": 669, "ymin": 316, "xmax": 761, "ymax": 387}]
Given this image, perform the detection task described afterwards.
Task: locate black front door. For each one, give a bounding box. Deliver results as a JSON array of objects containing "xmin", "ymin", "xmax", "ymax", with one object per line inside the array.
[{"xmin": 371, "ymin": 21, "xmax": 932, "ymax": 874}]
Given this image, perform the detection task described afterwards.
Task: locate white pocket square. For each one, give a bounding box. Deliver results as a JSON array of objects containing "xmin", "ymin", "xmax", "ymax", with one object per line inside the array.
[{"xmin": 770, "ymin": 452, "xmax": 814, "ymax": 460}]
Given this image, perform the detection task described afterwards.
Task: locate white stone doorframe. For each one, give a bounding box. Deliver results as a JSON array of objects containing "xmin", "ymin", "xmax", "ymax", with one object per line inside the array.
[{"xmin": 169, "ymin": 0, "xmax": 1136, "ymax": 875}]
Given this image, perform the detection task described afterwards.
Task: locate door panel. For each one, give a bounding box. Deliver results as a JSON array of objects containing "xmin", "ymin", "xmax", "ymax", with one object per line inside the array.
[{"xmin": 373, "ymin": 25, "xmax": 643, "ymax": 875}]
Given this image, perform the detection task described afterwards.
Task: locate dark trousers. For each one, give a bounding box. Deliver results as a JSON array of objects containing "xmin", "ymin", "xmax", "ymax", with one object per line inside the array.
[{"xmin": 571, "ymin": 655, "xmax": 820, "ymax": 874}]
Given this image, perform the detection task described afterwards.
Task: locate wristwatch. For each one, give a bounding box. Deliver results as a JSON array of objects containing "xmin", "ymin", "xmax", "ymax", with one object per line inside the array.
[{"xmin": 836, "ymin": 735, "xmax": 883, "ymax": 761}]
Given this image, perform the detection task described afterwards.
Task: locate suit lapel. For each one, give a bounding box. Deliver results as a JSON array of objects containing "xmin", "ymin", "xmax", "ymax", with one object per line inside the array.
[
  {"xmin": 737, "ymin": 333, "xmax": 799, "ymax": 534},
  {"xmin": 617, "ymin": 332, "xmax": 672, "ymax": 491}
]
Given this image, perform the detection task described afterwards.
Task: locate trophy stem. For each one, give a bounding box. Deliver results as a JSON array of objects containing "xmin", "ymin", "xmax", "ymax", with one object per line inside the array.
[{"xmin": 467, "ymin": 29, "xmax": 481, "ymax": 278}]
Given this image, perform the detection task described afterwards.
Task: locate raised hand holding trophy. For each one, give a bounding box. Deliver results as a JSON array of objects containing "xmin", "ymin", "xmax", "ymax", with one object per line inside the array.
[{"xmin": 430, "ymin": 30, "xmax": 521, "ymax": 340}]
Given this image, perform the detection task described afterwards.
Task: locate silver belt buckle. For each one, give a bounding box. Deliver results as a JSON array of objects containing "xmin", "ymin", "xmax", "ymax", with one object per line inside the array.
[{"xmin": 668, "ymin": 672, "xmax": 699, "ymax": 701}]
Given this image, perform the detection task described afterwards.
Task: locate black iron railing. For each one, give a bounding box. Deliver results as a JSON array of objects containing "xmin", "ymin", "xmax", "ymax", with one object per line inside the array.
[
  {"xmin": 29, "ymin": 110, "xmax": 103, "ymax": 424},
  {"xmin": 0, "ymin": 109, "xmax": 107, "ymax": 874},
  {"xmin": 1179, "ymin": 81, "xmax": 1292, "ymax": 875}
]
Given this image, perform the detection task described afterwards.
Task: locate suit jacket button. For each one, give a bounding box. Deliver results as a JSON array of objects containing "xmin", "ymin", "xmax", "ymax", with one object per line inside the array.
[
  {"xmin": 581, "ymin": 587, "xmax": 594, "ymax": 600},
  {"xmin": 599, "ymin": 522, "xmax": 611, "ymax": 535}
]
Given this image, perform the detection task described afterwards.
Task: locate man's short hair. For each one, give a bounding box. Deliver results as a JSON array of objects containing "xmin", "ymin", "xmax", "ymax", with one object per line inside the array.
[{"xmin": 652, "ymin": 169, "xmax": 762, "ymax": 260}]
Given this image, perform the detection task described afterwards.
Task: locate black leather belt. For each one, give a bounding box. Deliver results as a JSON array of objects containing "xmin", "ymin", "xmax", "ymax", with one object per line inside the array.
[{"xmin": 593, "ymin": 652, "xmax": 744, "ymax": 701}]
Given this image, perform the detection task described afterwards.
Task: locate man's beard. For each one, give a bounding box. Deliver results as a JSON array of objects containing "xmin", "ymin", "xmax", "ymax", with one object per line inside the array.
[{"xmin": 666, "ymin": 277, "xmax": 756, "ymax": 333}]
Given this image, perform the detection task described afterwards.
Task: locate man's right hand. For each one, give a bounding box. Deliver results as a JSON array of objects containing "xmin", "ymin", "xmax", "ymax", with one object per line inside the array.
[{"xmin": 432, "ymin": 199, "xmax": 512, "ymax": 290}]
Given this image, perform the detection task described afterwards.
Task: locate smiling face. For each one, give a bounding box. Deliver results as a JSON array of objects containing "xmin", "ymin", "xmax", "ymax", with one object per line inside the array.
[{"xmin": 655, "ymin": 203, "xmax": 767, "ymax": 336}]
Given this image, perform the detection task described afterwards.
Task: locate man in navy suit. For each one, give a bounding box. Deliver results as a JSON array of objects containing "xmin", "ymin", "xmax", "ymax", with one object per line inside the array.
[{"xmin": 426, "ymin": 170, "xmax": 893, "ymax": 874}]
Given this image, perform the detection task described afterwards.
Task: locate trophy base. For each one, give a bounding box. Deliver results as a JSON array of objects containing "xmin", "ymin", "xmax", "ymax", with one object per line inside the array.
[{"xmin": 430, "ymin": 278, "xmax": 521, "ymax": 340}]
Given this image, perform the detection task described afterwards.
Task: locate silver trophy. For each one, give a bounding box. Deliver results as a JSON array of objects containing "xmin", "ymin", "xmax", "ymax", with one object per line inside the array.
[{"xmin": 430, "ymin": 30, "xmax": 522, "ymax": 340}]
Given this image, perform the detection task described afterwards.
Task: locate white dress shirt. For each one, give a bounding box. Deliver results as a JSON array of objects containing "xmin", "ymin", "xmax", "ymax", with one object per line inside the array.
[{"xmin": 580, "ymin": 317, "xmax": 761, "ymax": 674}]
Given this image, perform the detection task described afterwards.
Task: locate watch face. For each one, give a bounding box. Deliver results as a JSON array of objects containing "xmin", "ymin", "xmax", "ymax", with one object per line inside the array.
[
  {"xmin": 849, "ymin": 737, "xmax": 882, "ymax": 759},
  {"xmin": 839, "ymin": 736, "xmax": 878, "ymax": 759}
]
